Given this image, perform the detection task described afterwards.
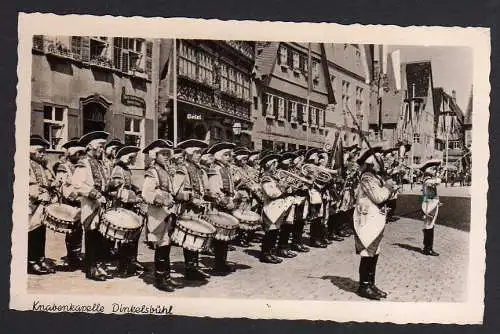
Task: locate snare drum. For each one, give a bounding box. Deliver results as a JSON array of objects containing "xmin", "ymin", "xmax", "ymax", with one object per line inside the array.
[
  {"xmin": 99, "ymin": 208, "xmax": 143, "ymax": 243},
  {"xmin": 232, "ymin": 209, "xmax": 261, "ymax": 231},
  {"xmin": 170, "ymin": 216, "xmax": 216, "ymax": 252},
  {"xmin": 203, "ymin": 211, "xmax": 239, "ymax": 241},
  {"xmin": 43, "ymin": 203, "xmax": 81, "ymax": 234}
]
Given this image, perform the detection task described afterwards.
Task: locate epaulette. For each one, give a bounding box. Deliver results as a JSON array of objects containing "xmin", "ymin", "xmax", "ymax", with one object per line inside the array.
[
  {"xmin": 175, "ymin": 167, "xmax": 187, "ymax": 175},
  {"xmin": 144, "ymin": 168, "xmax": 157, "ymax": 179},
  {"xmin": 207, "ymin": 168, "xmax": 218, "ymax": 176},
  {"xmin": 261, "ymin": 175, "xmax": 273, "ymax": 183}
]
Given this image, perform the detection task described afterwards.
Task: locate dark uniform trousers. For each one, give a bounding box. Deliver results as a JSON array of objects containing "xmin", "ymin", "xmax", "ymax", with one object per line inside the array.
[
  {"xmin": 62, "ymin": 198, "xmax": 83, "ymax": 263},
  {"xmin": 28, "ymin": 225, "xmax": 47, "ymax": 263}
]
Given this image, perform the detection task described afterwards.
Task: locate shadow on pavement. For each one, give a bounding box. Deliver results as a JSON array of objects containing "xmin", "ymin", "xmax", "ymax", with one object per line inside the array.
[
  {"xmin": 243, "ymin": 249, "xmax": 261, "ymax": 260},
  {"xmin": 318, "ymin": 275, "xmax": 358, "ymax": 294},
  {"xmin": 392, "ymin": 242, "xmax": 423, "ymax": 254},
  {"xmin": 198, "ymin": 256, "xmax": 252, "ymax": 272},
  {"xmin": 137, "ymin": 261, "xmax": 210, "ymax": 289}
]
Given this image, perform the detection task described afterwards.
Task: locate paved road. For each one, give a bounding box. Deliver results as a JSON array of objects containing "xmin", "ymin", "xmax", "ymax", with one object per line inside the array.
[{"xmin": 28, "ymin": 214, "xmax": 469, "ymax": 302}]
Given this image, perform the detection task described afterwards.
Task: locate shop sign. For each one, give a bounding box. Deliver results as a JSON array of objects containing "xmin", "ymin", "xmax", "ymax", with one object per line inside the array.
[{"xmin": 121, "ymin": 87, "xmax": 146, "ymax": 114}]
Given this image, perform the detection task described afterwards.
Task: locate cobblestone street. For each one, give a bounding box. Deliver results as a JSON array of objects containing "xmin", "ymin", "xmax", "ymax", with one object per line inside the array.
[{"xmin": 28, "ymin": 190, "xmax": 470, "ymax": 302}]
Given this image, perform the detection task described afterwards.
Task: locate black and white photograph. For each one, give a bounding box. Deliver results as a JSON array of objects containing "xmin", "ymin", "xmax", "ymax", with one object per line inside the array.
[{"xmin": 11, "ymin": 14, "xmax": 489, "ymax": 323}]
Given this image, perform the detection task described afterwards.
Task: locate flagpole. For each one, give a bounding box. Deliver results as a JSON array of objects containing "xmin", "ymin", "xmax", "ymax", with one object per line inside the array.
[
  {"xmin": 173, "ymin": 38, "xmax": 178, "ymax": 147},
  {"xmin": 410, "ymin": 83, "xmax": 415, "ymax": 189},
  {"xmin": 306, "ymin": 43, "xmax": 311, "ymax": 148}
]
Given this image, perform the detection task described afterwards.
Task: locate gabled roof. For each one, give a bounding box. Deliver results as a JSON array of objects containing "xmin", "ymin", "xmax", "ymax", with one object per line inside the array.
[
  {"xmin": 432, "ymin": 87, "xmax": 464, "ymax": 122},
  {"xmin": 252, "ymin": 42, "xmax": 279, "ymax": 81},
  {"xmin": 405, "ymin": 61, "xmax": 433, "ymax": 98},
  {"xmin": 465, "ymin": 86, "xmax": 473, "ymax": 125}
]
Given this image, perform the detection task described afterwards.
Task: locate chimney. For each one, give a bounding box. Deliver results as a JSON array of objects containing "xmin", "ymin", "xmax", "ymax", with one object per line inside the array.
[{"xmin": 452, "ymin": 90, "xmax": 457, "ymax": 103}]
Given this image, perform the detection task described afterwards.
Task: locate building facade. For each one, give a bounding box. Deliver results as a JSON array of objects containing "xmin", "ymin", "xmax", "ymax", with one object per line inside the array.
[
  {"xmin": 157, "ymin": 39, "xmax": 254, "ymax": 147},
  {"xmin": 31, "ymin": 35, "xmax": 159, "ymax": 168},
  {"xmin": 252, "ymin": 42, "xmax": 371, "ymax": 152},
  {"xmin": 433, "ymin": 88, "xmax": 465, "ymax": 166}
]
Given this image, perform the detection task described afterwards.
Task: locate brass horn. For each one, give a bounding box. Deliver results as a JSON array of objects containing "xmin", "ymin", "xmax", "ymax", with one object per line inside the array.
[{"xmin": 301, "ymin": 164, "xmax": 335, "ymax": 184}]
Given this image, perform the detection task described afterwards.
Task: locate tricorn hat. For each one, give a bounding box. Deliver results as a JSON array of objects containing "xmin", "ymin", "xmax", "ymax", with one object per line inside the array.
[
  {"xmin": 79, "ymin": 131, "xmax": 109, "ymax": 147},
  {"xmin": 357, "ymin": 146, "xmax": 384, "ymax": 165},
  {"xmin": 30, "ymin": 134, "xmax": 50, "ymax": 149},
  {"xmin": 420, "ymin": 158, "xmax": 442, "ymax": 171},
  {"xmin": 142, "ymin": 139, "xmax": 173, "ymax": 154},
  {"xmin": 260, "ymin": 153, "xmax": 281, "ymax": 168},
  {"xmin": 115, "ymin": 146, "xmax": 141, "ymax": 160}
]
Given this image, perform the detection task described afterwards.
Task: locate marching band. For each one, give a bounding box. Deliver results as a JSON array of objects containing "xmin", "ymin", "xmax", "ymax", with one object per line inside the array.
[{"xmin": 27, "ymin": 132, "xmax": 446, "ymax": 300}]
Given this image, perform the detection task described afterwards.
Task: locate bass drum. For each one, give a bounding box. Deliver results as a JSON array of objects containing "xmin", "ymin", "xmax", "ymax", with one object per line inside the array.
[
  {"xmin": 203, "ymin": 211, "xmax": 239, "ymax": 241},
  {"xmin": 232, "ymin": 209, "xmax": 261, "ymax": 231},
  {"xmin": 43, "ymin": 203, "xmax": 81, "ymax": 234},
  {"xmin": 170, "ymin": 216, "xmax": 216, "ymax": 252},
  {"xmin": 99, "ymin": 208, "xmax": 143, "ymax": 243}
]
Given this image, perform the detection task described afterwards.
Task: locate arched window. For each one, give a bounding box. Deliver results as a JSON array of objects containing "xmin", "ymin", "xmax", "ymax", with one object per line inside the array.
[{"xmin": 80, "ymin": 94, "xmax": 111, "ymax": 134}]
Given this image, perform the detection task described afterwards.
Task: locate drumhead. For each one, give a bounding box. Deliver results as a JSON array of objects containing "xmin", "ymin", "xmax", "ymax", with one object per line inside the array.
[
  {"xmin": 205, "ymin": 212, "xmax": 239, "ymax": 228},
  {"xmin": 232, "ymin": 209, "xmax": 260, "ymax": 222},
  {"xmin": 104, "ymin": 208, "xmax": 142, "ymax": 229},
  {"xmin": 178, "ymin": 218, "xmax": 216, "ymax": 235},
  {"xmin": 46, "ymin": 203, "xmax": 79, "ymax": 221}
]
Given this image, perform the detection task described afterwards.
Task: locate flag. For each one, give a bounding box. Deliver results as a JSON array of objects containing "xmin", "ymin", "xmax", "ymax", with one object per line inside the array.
[
  {"xmin": 159, "ymin": 39, "xmax": 174, "ymax": 81},
  {"xmin": 390, "ymin": 49, "xmax": 401, "ymax": 91}
]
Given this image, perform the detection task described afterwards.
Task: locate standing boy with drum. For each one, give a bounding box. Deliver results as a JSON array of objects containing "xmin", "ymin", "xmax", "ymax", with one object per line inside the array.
[
  {"xmin": 28, "ymin": 135, "xmax": 57, "ymax": 275},
  {"xmin": 141, "ymin": 139, "xmax": 183, "ymax": 292},
  {"xmin": 72, "ymin": 131, "xmax": 112, "ymax": 282},
  {"xmin": 172, "ymin": 139, "xmax": 212, "ymax": 281},
  {"xmin": 420, "ymin": 159, "xmax": 443, "ymax": 256},
  {"xmin": 54, "ymin": 138, "xmax": 86, "ymax": 271},
  {"xmin": 206, "ymin": 142, "xmax": 240, "ymax": 275},
  {"xmin": 107, "ymin": 145, "xmax": 144, "ymax": 278}
]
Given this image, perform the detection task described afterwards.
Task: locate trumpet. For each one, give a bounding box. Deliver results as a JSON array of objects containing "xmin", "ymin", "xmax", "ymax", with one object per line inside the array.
[
  {"xmin": 274, "ymin": 169, "xmax": 313, "ymax": 192},
  {"xmin": 301, "ymin": 164, "xmax": 337, "ymax": 184}
]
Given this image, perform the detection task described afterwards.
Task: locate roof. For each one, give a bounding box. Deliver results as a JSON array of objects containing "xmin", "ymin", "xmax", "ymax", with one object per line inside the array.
[
  {"xmin": 252, "ymin": 42, "xmax": 279, "ymax": 81},
  {"xmin": 405, "ymin": 61, "xmax": 433, "ymax": 98},
  {"xmin": 465, "ymin": 86, "xmax": 473, "ymax": 125},
  {"xmin": 432, "ymin": 88, "xmax": 464, "ymax": 122}
]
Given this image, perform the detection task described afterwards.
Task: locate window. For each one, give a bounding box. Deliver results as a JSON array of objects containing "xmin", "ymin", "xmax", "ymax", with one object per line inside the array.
[
  {"xmin": 113, "ymin": 37, "xmax": 152, "ymax": 78},
  {"xmin": 356, "ymin": 86, "xmax": 364, "ymax": 115},
  {"xmin": 293, "ymin": 52, "xmax": 300, "ymax": 69},
  {"xmin": 413, "ymin": 133, "xmax": 421, "ymax": 143},
  {"xmin": 288, "ymin": 143, "xmax": 297, "ymax": 151},
  {"xmin": 312, "ymin": 60, "xmax": 319, "ymax": 79},
  {"xmin": 275, "ymin": 141, "xmax": 286, "ymax": 152},
  {"xmin": 253, "ymin": 96, "xmax": 259, "ymax": 110},
  {"xmin": 262, "ymin": 140, "xmax": 274, "ymax": 151},
  {"xmin": 310, "ymin": 107, "xmax": 317, "ymax": 126},
  {"xmin": 264, "ymin": 94, "xmax": 274, "ymax": 117},
  {"xmin": 342, "ymin": 80, "xmax": 351, "ymax": 112},
  {"xmin": 124, "ymin": 117, "xmax": 143, "ymax": 147},
  {"xmin": 286, "ymin": 49, "xmax": 294, "ymax": 68},
  {"xmin": 413, "ymin": 157, "xmax": 421, "ymax": 164},
  {"xmin": 198, "ymin": 51, "xmax": 214, "ymax": 86},
  {"xmin": 43, "ymin": 105, "xmax": 67, "ymax": 150},
  {"xmin": 279, "ymin": 46, "xmax": 288, "ymax": 66},
  {"xmin": 289, "ymin": 101, "xmax": 297, "ymax": 123},
  {"xmin": 297, "ymin": 104, "xmax": 304, "ymax": 124},
  {"xmin": 299, "ymin": 55, "xmax": 307, "ymax": 71},
  {"xmin": 299, "ymin": 145, "xmax": 306, "ymax": 150},
  {"xmin": 278, "ymin": 97, "xmax": 285, "ymax": 120},
  {"xmin": 272, "ymin": 96, "xmax": 280, "ymax": 118}
]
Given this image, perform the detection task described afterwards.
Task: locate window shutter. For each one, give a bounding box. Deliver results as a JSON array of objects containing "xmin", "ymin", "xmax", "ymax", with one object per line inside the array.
[
  {"xmin": 146, "ymin": 41, "xmax": 153, "ymax": 80},
  {"xmin": 122, "ymin": 51, "xmax": 129, "ymax": 73},
  {"xmin": 81, "ymin": 36, "xmax": 90, "ymax": 63},
  {"xmin": 287, "ymin": 101, "xmax": 292, "ymax": 122},
  {"xmin": 308, "ymin": 106, "xmax": 312, "ymax": 125},
  {"xmin": 262, "ymin": 94, "xmax": 267, "ymax": 117},
  {"xmin": 316, "ymin": 108, "xmax": 320, "ymax": 126}
]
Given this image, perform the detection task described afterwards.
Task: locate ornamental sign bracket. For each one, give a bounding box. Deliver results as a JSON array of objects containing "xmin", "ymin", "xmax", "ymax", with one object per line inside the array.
[{"xmin": 121, "ymin": 87, "xmax": 146, "ymax": 115}]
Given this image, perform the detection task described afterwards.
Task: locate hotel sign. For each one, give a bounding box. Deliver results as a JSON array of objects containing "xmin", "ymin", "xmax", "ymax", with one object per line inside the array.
[{"xmin": 186, "ymin": 112, "xmax": 203, "ymax": 121}]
